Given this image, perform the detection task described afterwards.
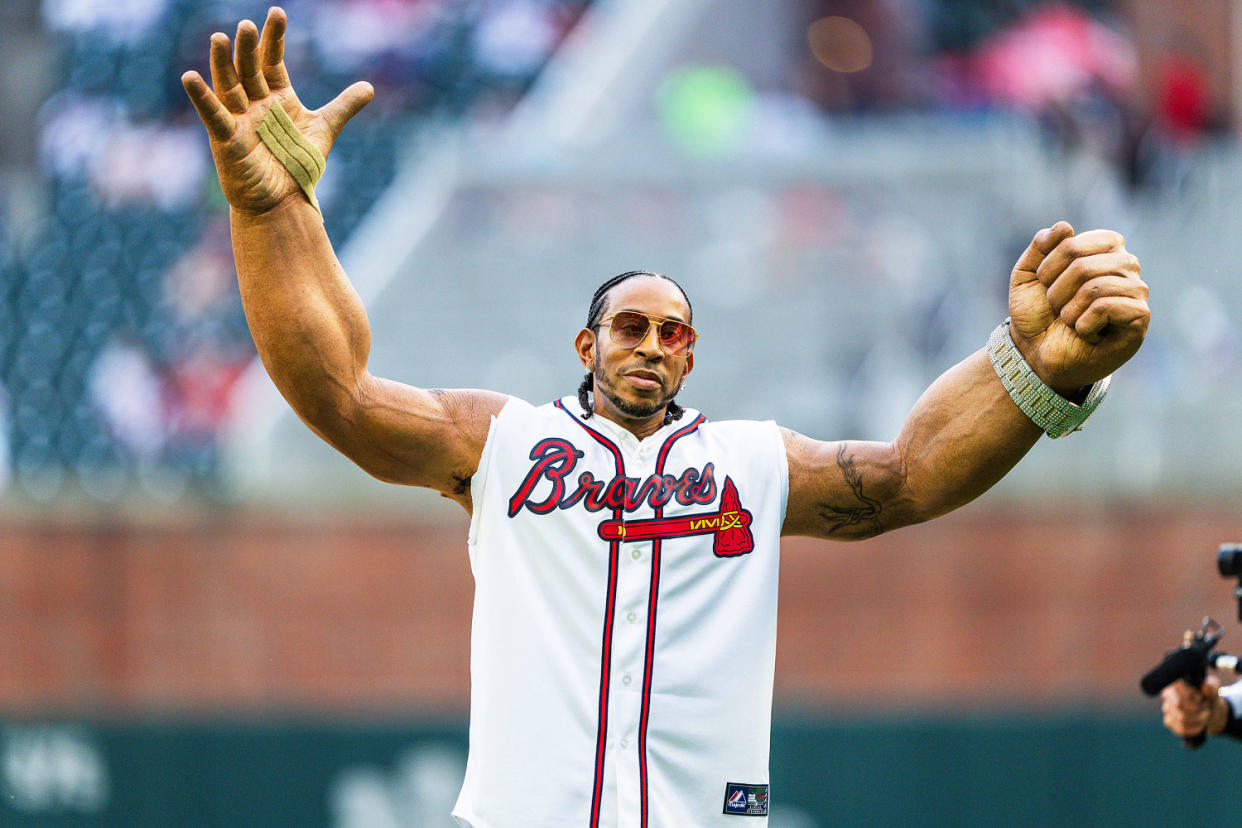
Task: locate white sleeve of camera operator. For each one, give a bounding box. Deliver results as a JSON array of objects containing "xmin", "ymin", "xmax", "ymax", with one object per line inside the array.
[{"xmin": 1221, "ymin": 680, "xmax": 1242, "ymax": 720}]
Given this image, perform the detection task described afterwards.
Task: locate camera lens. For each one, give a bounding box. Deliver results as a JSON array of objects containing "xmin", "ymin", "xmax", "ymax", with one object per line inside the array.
[{"xmin": 1218, "ymin": 544, "xmax": 1242, "ymax": 577}]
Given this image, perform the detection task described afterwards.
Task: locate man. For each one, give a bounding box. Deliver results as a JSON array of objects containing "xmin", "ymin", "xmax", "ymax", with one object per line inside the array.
[{"xmin": 181, "ymin": 8, "xmax": 1150, "ymax": 826}]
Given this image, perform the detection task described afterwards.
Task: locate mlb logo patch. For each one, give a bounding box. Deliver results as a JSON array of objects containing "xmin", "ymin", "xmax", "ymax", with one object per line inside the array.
[{"xmin": 722, "ymin": 782, "xmax": 769, "ymax": 816}]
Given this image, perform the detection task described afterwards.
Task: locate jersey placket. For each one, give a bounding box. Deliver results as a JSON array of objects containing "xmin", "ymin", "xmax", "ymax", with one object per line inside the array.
[
  {"xmin": 603, "ymin": 412, "xmax": 705, "ymax": 828},
  {"xmin": 608, "ymin": 443, "xmax": 657, "ymax": 826},
  {"xmin": 551, "ymin": 401, "xmax": 708, "ymax": 827}
]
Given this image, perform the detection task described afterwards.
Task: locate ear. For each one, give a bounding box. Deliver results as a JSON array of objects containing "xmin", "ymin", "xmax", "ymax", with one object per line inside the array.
[{"xmin": 574, "ymin": 328, "xmax": 595, "ymax": 370}]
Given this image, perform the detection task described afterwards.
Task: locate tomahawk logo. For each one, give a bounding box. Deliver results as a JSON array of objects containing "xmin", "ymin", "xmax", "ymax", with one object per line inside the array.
[{"xmin": 597, "ymin": 477, "xmax": 754, "ymax": 556}]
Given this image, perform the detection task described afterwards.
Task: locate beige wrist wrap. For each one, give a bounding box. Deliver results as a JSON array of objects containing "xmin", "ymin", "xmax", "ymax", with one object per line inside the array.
[{"xmin": 256, "ymin": 101, "xmax": 325, "ymax": 214}]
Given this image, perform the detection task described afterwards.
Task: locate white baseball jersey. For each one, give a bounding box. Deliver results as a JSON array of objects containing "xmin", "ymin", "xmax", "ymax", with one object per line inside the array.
[{"xmin": 452, "ymin": 396, "xmax": 788, "ymax": 828}]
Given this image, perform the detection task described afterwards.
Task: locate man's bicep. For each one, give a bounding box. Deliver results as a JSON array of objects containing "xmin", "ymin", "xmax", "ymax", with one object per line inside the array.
[
  {"xmin": 780, "ymin": 428, "xmax": 911, "ymax": 540},
  {"xmin": 335, "ymin": 376, "xmax": 509, "ymax": 495}
]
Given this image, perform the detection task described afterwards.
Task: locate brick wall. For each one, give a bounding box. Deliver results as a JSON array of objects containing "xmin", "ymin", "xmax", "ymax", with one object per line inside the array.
[{"xmin": 2, "ymin": 503, "xmax": 1236, "ymax": 714}]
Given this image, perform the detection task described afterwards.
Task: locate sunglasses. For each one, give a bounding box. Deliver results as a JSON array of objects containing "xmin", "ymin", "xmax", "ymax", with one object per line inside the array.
[{"xmin": 597, "ymin": 311, "xmax": 698, "ymax": 356}]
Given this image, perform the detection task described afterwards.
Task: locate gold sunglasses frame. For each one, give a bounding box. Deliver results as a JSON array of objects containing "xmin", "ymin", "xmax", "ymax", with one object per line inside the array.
[{"xmin": 595, "ymin": 311, "xmax": 700, "ymax": 356}]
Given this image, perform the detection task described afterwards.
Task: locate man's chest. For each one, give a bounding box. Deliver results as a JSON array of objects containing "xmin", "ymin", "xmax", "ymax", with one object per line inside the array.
[{"xmin": 502, "ymin": 428, "xmax": 757, "ymax": 560}]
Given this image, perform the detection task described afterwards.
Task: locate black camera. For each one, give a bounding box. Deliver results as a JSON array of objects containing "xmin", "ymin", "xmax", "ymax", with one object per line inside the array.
[
  {"xmin": 1140, "ymin": 543, "xmax": 1242, "ymax": 748},
  {"xmin": 1219, "ymin": 543, "xmax": 1242, "ymax": 621},
  {"xmin": 1140, "ymin": 546, "xmax": 1242, "ymax": 688},
  {"xmin": 1219, "ymin": 543, "xmax": 1242, "ymax": 579}
]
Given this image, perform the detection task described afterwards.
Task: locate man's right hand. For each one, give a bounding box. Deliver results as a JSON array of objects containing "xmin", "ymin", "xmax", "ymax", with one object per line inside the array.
[
  {"xmin": 1161, "ymin": 675, "xmax": 1228, "ymax": 738},
  {"xmin": 180, "ymin": 6, "xmax": 374, "ymax": 216}
]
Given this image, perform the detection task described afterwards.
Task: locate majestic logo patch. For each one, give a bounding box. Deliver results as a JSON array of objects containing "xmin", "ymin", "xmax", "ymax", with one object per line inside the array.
[{"xmin": 723, "ymin": 782, "xmax": 769, "ymax": 816}]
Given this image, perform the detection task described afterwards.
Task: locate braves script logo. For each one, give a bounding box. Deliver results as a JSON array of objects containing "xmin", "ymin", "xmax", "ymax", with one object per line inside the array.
[{"xmin": 507, "ymin": 438, "xmax": 754, "ymax": 556}]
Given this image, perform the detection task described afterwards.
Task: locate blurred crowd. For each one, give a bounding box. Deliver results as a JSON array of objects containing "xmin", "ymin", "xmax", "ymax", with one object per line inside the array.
[
  {"xmin": 794, "ymin": 0, "xmax": 1225, "ymax": 186},
  {"xmin": 0, "ymin": 0, "xmax": 1231, "ymax": 505},
  {"xmin": 0, "ymin": 0, "xmax": 590, "ymax": 503}
]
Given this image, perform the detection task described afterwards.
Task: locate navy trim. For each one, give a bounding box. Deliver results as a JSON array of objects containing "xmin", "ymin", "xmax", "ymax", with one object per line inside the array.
[
  {"xmin": 554, "ymin": 399, "xmax": 624, "ymax": 828},
  {"xmin": 638, "ymin": 413, "xmax": 704, "ymax": 828}
]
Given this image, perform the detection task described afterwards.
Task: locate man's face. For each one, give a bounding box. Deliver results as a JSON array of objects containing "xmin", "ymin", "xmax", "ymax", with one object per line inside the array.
[{"xmin": 576, "ymin": 277, "xmax": 695, "ymax": 425}]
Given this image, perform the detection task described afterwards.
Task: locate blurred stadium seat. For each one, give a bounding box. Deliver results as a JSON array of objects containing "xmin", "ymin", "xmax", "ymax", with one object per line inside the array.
[
  {"xmin": 1, "ymin": 0, "xmax": 593, "ymax": 505},
  {"xmin": 1, "ymin": 0, "xmax": 1237, "ymax": 510}
]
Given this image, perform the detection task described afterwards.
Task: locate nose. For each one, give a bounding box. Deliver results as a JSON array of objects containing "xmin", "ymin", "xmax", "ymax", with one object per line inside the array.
[{"xmin": 633, "ymin": 321, "xmax": 664, "ymax": 358}]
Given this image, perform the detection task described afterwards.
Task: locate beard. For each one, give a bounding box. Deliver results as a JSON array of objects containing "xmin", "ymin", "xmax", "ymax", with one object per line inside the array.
[{"xmin": 592, "ymin": 356, "xmax": 677, "ymax": 420}]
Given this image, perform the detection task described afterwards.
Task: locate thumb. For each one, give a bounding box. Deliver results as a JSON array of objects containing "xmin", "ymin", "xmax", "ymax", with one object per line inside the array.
[
  {"xmin": 319, "ymin": 81, "xmax": 375, "ymax": 139},
  {"xmin": 1203, "ymin": 673, "xmax": 1222, "ymax": 699},
  {"xmin": 1012, "ymin": 221, "xmax": 1074, "ymax": 275}
]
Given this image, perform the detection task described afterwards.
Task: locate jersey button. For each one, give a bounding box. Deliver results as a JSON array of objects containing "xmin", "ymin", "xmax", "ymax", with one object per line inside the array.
[
  {"xmin": 620, "ymin": 738, "xmax": 629, "ymax": 749},
  {"xmin": 622, "ymin": 673, "xmax": 632, "ymax": 686},
  {"xmin": 631, "ymin": 549, "xmax": 642, "ymax": 560},
  {"xmin": 626, "ymin": 611, "xmax": 637, "ymax": 623}
]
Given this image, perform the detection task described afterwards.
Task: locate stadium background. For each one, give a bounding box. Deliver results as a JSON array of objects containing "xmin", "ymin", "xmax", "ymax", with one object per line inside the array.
[{"xmin": 1, "ymin": 0, "xmax": 1239, "ymax": 824}]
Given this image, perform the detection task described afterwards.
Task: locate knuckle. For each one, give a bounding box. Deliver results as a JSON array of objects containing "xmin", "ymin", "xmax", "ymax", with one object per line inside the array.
[{"xmin": 1062, "ymin": 258, "xmax": 1087, "ymax": 283}]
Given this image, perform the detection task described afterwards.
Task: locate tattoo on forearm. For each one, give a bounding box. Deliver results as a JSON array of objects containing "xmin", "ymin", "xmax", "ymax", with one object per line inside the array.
[{"xmin": 821, "ymin": 443, "xmax": 882, "ymax": 535}]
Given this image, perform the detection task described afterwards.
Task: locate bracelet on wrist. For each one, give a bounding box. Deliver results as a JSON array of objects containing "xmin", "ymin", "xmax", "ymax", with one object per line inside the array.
[{"xmin": 986, "ymin": 319, "xmax": 1110, "ymax": 438}]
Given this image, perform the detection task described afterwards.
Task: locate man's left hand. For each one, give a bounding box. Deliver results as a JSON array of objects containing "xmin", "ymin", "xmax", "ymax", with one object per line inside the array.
[{"xmin": 1007, "ymin": 221, "xmax": 1149, "ymax": 395}]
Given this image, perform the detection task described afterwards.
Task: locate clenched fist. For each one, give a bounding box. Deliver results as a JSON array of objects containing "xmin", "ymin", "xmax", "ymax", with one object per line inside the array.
[
  {"xmin": 1007, "ymin": 221, "xmax": 1149, "ymax": 395},
  {"xmin": 1161, "ymin": 676, "xmax": 1228, "ymax": 738}
]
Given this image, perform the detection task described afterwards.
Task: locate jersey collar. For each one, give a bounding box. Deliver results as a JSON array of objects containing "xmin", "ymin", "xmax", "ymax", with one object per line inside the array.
[{"xmin": 558, "ymin": 396, "xmax": 701, "ymax": 453}]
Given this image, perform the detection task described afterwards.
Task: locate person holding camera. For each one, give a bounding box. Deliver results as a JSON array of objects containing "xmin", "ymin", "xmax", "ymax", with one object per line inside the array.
[
  {"xmin": 1162, "ymin": 676, "xmax": 1242, "ymax": 740},
  {"xmin": 1159, "ymin": 547, "xmax": 1242, "ymax": 744}
]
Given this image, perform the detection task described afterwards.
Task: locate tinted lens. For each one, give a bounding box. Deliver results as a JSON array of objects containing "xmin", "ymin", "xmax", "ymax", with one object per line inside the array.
[
  {"xmin": 657, "ymin": 319, "xmax": 694, "ymax": 353},
  {"xmin": 610, "ymin": 312, "xmax": 650, "ymax": 346}
]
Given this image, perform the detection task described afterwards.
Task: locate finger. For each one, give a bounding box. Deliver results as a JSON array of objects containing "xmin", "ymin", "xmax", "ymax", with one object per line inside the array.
[
  {"xmin": 318, "ymin": 81, "xmax": 375, "ymax": 139},
  {"xmin": 1012, "ymin": 221, "xmax": 1075, "ymax": 275},
  {"xmin": 259, "ymin": 6, "xmax": 292, "ymax": 91},
  {"xmin": 1163, "ymin": 683, "xmax": 1193, "ymax": 707},
  {"xmin": 234, "ymin": 19, "xmax": 270, "ymax": 101},
  {"xmin": 210, "ymin": 33, "xmax": 249, "ymax": 114},
  {"xmin": 1165, "ymin": 711, "xmax": 1197, "ymax": 736},
  {"xmin": 1035, "ymin": 229, "xmax": 1126, "ymax": 288},
  {"xmin": 1165, "ymin": 704, "xmax": 1202, "ymax": 733},
  {"xmin": 1176, "ymin": 693, "xmax": 1205, "ymax": 713},
  {"xmin": 1059, "ymin": 275, "xmax": 1148, "ymax": 330},
  {"xmin": 181, "ymin": 70, "xmax": 236, "ymax": 141},
  {"xmin": 1074, "ymin": 296, "xmax": 1151, "ymax": 343},
  {"xmin": 1055, "ymin": 273, "xmax": 1147, "ymax": 327},
  {"xmin": 1045, "ymin": 251, "xmax": 1141, "ymax": 313}
]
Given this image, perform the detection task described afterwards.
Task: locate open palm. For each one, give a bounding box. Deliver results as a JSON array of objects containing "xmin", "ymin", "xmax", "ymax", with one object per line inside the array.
[{"xmin": 180, "ymin": 7, "xmax": 373, "ymax": 215}]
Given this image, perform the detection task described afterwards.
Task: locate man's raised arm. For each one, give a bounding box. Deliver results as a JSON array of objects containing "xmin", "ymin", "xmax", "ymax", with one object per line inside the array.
[
  {"xmin": 182, "ymin": 7, "xmax": 505, "ymax": 508},
  {"xmin": 782, "ymin": 222, "xmax": 1149, "ymax": 540}
]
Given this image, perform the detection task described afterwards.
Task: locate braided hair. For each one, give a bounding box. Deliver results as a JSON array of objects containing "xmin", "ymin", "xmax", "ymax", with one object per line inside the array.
[{"xmin": 577, "ymin": 270, "xmax": 692, "ymax": 425}]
